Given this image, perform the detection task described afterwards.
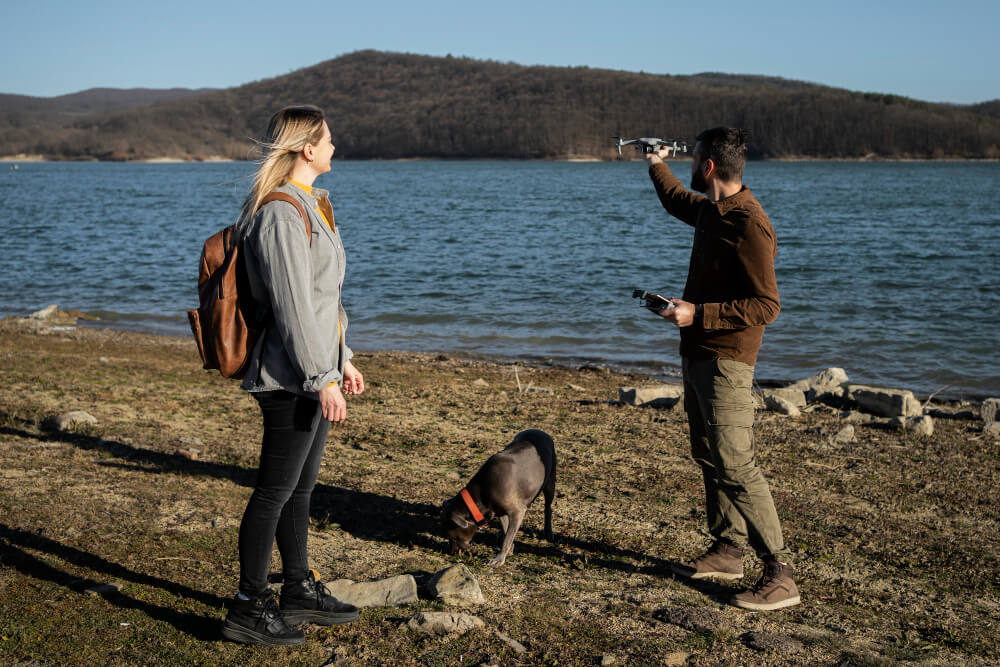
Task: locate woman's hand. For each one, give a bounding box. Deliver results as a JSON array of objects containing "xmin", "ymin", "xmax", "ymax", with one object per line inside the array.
[
  {"xmin": 343, "ymin": 360, "xmax": 365, "ymax": 395},
  {"xmin": 318, "ymin": 383, "xmax": 347, "ymax": 423}
]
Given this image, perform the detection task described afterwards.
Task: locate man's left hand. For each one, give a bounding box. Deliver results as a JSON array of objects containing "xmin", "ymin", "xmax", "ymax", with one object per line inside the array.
[{"xmin": 658, "ymin": 299, "xmax": 696, "ymax": 327}]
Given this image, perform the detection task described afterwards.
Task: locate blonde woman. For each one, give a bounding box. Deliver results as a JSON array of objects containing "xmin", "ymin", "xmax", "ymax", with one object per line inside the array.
[{"xmin": 221, "ymin": 105, "xmax": 363, "ymax": 646}]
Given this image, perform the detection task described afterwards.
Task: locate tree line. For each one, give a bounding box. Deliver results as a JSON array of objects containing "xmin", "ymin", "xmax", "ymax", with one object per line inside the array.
[{"xmin": 2, "ymin": 50, "xmax": 998, "ymax": 161}]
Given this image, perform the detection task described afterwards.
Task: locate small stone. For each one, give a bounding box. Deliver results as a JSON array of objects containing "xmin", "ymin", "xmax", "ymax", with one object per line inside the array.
[
  {"xmin": 832, "ymin": 424, "xmax": 856, "ymax": 443},
  {"xmin": 99, "ymin": 356, "xmax": 111, "ymax": 363},
  {"xmin": 427, "ymin": 564, "xmax": 484, "ymax": 605},
  {"xmin": 51, "ymin": 410, "xmax": 98, "ymax": 431},
  {"xmin": 179, "ymin": 436, "xmax": 204, "ymax": 448},
  {"xmin": 890, "ymin": 415, "xmax": 934, "ymax": 437},
  {"xmin": 28, "ymin": 304, "xmax": 59, "ymax": 320},
  {"xmin": 764, "ymin": 394, "xmax": 800, "ymax": 417},
  {"xmin": 401, "ymin": 611, "xmax": 484, "ymax": 635},
  {"xmin": 741, "ymin": 631, "xmax": 804, "ymax": 654},
  {"xmin": 841, "ymin": 410, "xmax": 873, "ymax": 424},
  {"xmin": 664, "ymin": 652, "xmax": 692, "ymax": 666},
  {"xmin": 85, "ymin": 581, "xmax": 122, "ymax": 596},
  {"xmin": 982, "ymin": 398, "xmax": 1000, "ymax": 427},
  {"xmin": 523, "ymin": 386, "xmax": 553, "ymax": 395},
  {"xmin": 473, "ymin": 378, "xmax": 490, "ymax": 388},
  {"xmin": 176, "ymin": 448, "xmax": 199, "ymax": 460},
  {"xmin": 600, "ymin": 654, "xmax": 617, "ymax": 666},
  {"xmin": 654, "ymin": 605, "xmax": 726, "ymax": 632},
  {"xmin": 567, "ymin": 384, "xmax": 585, "ymax": 392},
  {"xmin": 495, "ymin": 630, "xmax": 528, "ymax": 654}
]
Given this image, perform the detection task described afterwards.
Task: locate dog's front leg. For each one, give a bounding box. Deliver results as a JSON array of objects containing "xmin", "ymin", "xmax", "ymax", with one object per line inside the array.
[
  {"xmin": 488, "ymin": 508, "xmax": 525, "ymax": 566},
  {"xmin": 497, "ymin": 515, "xmax": 510, "ymax": 548}
]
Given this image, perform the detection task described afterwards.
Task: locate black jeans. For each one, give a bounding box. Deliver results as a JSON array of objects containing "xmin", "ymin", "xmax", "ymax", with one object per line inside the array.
[{"xmin": 238, "ymin": 390, "xmax": 329, "ymax": 597}]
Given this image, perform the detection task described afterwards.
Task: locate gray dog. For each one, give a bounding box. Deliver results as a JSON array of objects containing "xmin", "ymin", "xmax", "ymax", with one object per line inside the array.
[{"xmin": 441, "ymin": 429, "xmax": 556, "ymax": 566}]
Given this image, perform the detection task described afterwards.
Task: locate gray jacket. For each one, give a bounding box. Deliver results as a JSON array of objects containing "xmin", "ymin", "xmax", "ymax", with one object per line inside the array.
[{"xmin": 238, "ymin": 182, "xmax": 352, "ymax": 395}]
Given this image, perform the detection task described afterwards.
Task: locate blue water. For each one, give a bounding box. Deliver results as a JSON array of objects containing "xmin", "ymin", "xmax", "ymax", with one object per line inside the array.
[{"xmin": 1, "ymin": 161, "xmax": 998, "ymax": 397}]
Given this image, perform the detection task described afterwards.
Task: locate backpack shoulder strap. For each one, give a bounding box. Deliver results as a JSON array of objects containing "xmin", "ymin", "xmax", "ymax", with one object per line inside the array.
[{"xmin": 259, "ymin": 192, "xmax": 313, "ymax": 246}]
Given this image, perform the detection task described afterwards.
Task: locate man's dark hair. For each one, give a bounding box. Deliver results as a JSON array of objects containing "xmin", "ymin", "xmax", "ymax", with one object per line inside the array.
[{"xmin": 695, "ymin": 127, "xmax": 748, "ymax": 183}]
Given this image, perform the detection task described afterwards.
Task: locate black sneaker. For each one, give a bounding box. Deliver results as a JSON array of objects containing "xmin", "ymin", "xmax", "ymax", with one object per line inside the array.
[
  {"xmin": 220, "ymin": 590, "xmax": 305, "ymax": 646},
  {"xmin": 280, "ymin": 571, "xmax": 360, "ymax": 626}
]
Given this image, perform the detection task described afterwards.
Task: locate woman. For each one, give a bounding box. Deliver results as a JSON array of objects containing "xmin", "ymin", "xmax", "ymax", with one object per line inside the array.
[{"xmin": 220, "ymin": 105, "xmax": 364, "ymax": 646}]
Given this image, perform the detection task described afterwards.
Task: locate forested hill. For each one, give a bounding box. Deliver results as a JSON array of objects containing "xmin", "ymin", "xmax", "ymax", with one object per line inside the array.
[{"xmin": 2, "ymin": 50, "xmax": 998, "ymax": 160}]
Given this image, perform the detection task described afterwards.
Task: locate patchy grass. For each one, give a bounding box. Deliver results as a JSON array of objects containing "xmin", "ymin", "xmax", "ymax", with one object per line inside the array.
[{"xmin": 0, "ymin": 322, "xmax": 997, "ymax": 665}]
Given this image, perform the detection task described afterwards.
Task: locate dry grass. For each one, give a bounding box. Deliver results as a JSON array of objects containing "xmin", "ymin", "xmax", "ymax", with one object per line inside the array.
[{"xmin": 0, "ymin": 322, "xmax": 997, "ymax": 665}]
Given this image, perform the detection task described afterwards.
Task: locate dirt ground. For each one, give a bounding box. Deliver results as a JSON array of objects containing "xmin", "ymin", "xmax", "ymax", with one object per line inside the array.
[{"xmin": 0, "ymin": 321, "xmax": 997, "ymax": 666}]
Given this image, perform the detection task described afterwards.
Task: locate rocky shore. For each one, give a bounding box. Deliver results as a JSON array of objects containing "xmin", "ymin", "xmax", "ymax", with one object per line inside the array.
[{"xmin": 1, "ymin": 307, "xmax": 997, "ymax": 665}]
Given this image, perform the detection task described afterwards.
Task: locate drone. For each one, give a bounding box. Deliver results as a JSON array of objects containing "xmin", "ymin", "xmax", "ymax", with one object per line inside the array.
[{"xmin": 613, "ymin": 136, "xmax": 688, "ymax": 158}]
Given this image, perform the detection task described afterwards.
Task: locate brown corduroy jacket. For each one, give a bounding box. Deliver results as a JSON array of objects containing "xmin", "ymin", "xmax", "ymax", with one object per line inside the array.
[{"xmin": 648, "ymin": 162, "xmax": 780, "ymax": 366}]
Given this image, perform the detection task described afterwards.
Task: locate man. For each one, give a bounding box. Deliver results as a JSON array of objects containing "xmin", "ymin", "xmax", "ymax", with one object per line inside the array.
[{"xmin": 645, "ymin": 127, "xmax": 800, "ymax": 611}]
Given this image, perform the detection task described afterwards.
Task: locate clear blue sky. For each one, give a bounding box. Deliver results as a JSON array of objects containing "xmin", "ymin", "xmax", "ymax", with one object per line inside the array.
[{"xmin": 1, "ymin": 0, "xmax": 996, "ymax": 104}]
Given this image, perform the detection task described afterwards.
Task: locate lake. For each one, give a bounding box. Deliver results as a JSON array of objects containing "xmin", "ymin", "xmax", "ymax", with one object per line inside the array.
[{"xmin": 1, "ymin": 160, "xmax": 997, "ymax": 397}]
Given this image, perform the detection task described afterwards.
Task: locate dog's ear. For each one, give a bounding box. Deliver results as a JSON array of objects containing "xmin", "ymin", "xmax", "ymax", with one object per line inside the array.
[{"xmin": 449, "ymin": 510, "xmax": 472, "ymax": 529}]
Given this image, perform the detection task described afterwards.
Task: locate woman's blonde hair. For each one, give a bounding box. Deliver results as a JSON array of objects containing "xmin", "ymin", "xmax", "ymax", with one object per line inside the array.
[{"xmin": 241, "ymin": 105, "xmax": 327, "ymax": 221}]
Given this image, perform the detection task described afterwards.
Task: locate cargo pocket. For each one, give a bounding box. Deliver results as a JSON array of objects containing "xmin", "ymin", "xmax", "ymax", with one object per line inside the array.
[{"xmin": 706, "ymin": 359, "xmax": 756, "ymax": 468}]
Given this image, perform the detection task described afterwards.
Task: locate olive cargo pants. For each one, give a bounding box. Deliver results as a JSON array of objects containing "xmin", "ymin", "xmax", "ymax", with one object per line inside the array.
[{"xmin": 682, "ymin": 357, "xmax": 793, "ymax": 563}]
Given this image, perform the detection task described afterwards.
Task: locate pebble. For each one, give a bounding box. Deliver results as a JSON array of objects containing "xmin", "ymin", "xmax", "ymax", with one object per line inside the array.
[
  {"xmin": 495, "ymin": 630, "xmax": 528, "ymax": 654},
  {"xmin": 473, "ymin": 378, "xmax": 489, "ymax": 388}
]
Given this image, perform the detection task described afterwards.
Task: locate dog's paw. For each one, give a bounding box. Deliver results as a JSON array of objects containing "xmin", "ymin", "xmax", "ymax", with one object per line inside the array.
[{"xmin": 487, "ymin": 555, "xmax": 507, "ymax": 567}]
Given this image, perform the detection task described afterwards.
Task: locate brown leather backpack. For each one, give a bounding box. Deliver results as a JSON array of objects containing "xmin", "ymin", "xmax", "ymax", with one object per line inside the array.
[{"xmin": 187, "ymin": 192, "xmax": 312, "ymax": 378}]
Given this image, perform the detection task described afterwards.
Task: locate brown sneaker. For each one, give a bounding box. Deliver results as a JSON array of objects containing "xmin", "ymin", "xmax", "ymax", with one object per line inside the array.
[
  {"xmin": 730, "ymin": 558, "xmax": 801, "ymax": 611},
  {"xmin": 670, "ymin": 541, "xmax": 744, "ymax": 581}
]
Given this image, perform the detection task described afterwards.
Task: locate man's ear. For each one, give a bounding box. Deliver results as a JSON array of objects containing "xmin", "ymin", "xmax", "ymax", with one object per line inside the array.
[
  {"xmin": 702, "ymin": 157, "xmax": 716, "ymax": 180},
  {"xmin": 450, "ymin": 511, "xmax": 472, "ymax": 529}
]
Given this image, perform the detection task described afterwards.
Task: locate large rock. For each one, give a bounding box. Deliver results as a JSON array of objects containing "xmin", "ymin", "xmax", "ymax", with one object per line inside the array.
[
  {"xmin": 761, "ymin": 387, "xmax": 807, "ymax": 408},
  {"xmin": 849, "ymin": 385, "xmax": 923, "ymax": 417},
  {"xmin": 619, "ymin": 384, "xmax": 684, "ymax": 408},
  {"xmin": 402, "ymin": 611, "xmax": 484, "ymax": 635},
  {"xmin": 427, "ymin": 564, "xmax": 484, "ymax": 605},
  {"xmin": 787, "ymin": 368, "xmax": 849, "ymax": 402},
  {"xmin": 324, "ymin": 574, "xmax": 418, "ymax": 607}
]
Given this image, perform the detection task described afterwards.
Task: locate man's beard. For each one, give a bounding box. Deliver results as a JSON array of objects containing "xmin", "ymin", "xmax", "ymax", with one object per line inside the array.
[{"xmin": 690, "ymin": 167, "xmax": 707, "ymax": 193}]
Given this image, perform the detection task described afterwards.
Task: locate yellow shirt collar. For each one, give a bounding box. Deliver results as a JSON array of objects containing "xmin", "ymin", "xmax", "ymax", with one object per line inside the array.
[{"xmin": 287, "ymin": 179, "xmax": 313, "ymax": 195}]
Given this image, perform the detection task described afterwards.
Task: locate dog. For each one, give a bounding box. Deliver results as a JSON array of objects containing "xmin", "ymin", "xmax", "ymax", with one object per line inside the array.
[{"xmin": 441, "ymin": 429, "xmax": 556, "ymax": 566}]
